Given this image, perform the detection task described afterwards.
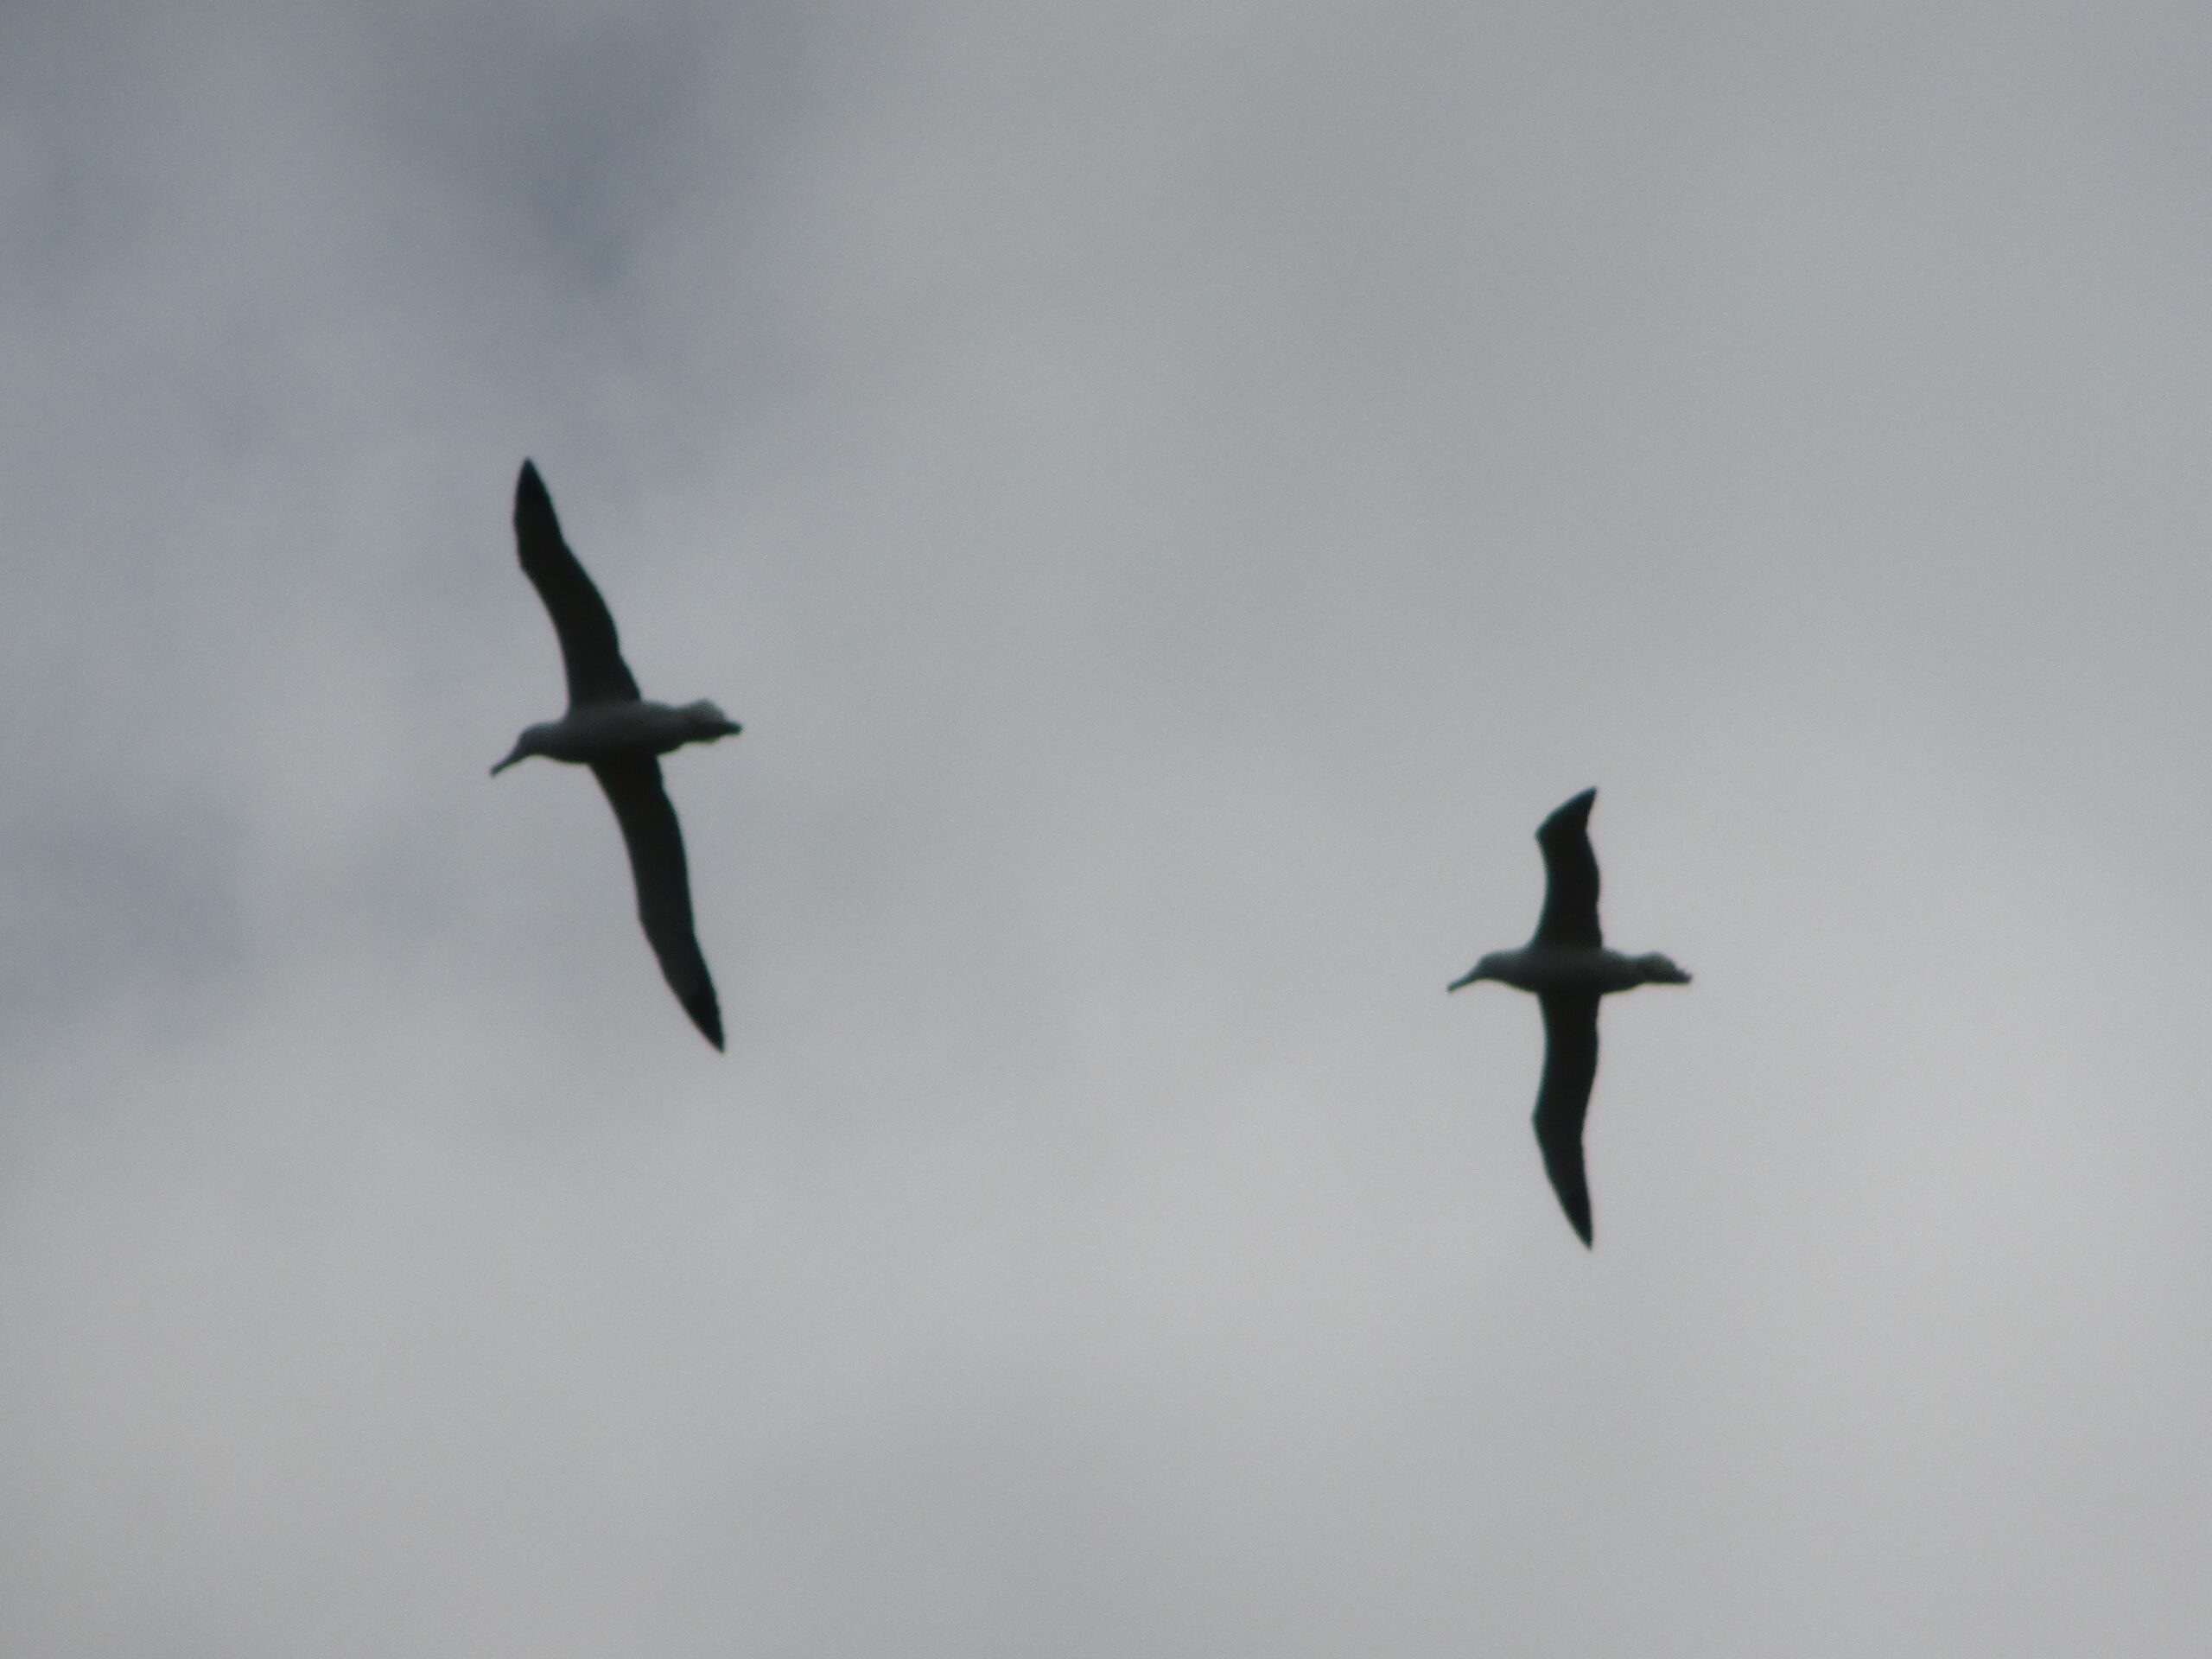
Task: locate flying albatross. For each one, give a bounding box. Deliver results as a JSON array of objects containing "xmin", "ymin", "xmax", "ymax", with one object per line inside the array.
[
  {"xmin": 1448, "ymin": 788, "xmax": 1689, "ymax": 1245},
  {"xmin": 492, "ymin": 460, "xmax": 742, "ymax": 1050}
]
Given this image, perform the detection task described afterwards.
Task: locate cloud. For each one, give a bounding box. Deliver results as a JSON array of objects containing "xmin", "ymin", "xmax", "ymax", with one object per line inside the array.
[{"xmin": 2, "ymin": 3, "xmax": 2208, "ymax": 1654}]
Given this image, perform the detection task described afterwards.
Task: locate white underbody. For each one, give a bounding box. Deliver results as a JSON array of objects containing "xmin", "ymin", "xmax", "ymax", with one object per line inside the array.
[
  {"xmin": 515, "ymin": 700, "xmax": 738, "ymax": 766},
  {"xmin": 1471, "ymin": 944, "xmax": 1689, "ymax": 997}
]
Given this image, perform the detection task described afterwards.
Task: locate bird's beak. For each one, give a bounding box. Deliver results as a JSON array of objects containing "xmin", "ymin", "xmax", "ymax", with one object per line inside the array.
[
  {"xmin": 490, "ymin": 749, "xmax": 524, "ymax": 777},
  {"xmin": 1446, "ymin": 966, "xmax": 1483, "ymax": 993}
]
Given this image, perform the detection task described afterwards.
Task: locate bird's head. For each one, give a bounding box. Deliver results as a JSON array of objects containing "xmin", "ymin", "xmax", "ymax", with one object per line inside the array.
[
  {"xmin": 1636, "ymin": 952, "xmax": 1692, "ymax": 986},
  {"xmin": 1446, "ymin": 951, "xmax": 1510, "ymax": 993},
  {"xmin": 491, "ymin": 724, "xmax": 552, "ymax": 776}
]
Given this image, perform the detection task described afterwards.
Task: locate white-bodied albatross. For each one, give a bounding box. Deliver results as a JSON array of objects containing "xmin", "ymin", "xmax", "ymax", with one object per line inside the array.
[
  {"xmin": 492, "ymin": 460, "xmax": 742, "ymax": 1050},
  {"xmin": 1448, "ymin": 788, "xmax": 1688, "ymax": 1246}
]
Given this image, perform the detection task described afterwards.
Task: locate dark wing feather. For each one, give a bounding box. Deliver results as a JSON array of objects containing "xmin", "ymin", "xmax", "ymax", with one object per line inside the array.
[
  {"xmin": 593, "ymin": 758, "xmax": 723, "ymax": 1050},
  {"xmin": 1532, "ymin": 786, "xmax": 1602, "ymax": 949},
  {"xmin": 513, "ymin": 461, "xmax": 641, "ymax": 708},
  {"xmin": 1533, "ymin": 992, "xmax": 1600, "ymax": 1246}
]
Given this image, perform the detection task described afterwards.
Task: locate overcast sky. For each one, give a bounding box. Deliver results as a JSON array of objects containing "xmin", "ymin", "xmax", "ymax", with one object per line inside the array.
[{"xmin": 3, "ymin": 2, "xmax": 2208, "ymax": 1652}]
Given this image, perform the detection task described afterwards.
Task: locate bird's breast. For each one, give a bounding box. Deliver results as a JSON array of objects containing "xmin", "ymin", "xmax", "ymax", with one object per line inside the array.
[
  {"xmin": 533, "ymin": 702, "xmax": 696, "ymax": 764},
  {"xmin": 1499, "ymin": 946, "xmax": 1652, "ymax": 996}
]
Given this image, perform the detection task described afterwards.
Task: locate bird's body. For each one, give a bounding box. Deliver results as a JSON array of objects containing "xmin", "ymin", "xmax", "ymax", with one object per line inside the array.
[
  {"xmin": 1448, "ymin": 788, "xmax": 1688, "ymax": 1246},
  {"xmin": 498, "ymin": 698, "xmax": 741, "ymax": 770},
  {"xmin": 493, "ymin": 460, "xmax": 741, "ymax": 1051},
  {"xmin": 1457, "ymin": 943, "xmax": 1689, "ymax": 1000}
]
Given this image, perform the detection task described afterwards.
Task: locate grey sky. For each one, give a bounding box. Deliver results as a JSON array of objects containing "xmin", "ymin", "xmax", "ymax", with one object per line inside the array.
[{"xmin": 3, "ymin": 2, "xmax": 2207, "ymax": 1652}]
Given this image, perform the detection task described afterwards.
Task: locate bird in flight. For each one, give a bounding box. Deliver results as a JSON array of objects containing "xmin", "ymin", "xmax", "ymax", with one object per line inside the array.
[
  {"xmin": 492, "ymin": 460, "xmax": 742, "ymax": 1050},
  {"xmin": 1448, "ymin": 788, "xmax": 1689, "ymax": 1245}
]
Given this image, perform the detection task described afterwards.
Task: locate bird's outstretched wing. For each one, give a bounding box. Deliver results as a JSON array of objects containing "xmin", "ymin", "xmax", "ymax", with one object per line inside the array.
[
  {"xmin": 1533, "ymin": 992, "xmax": 1600, "ymax": 1246},
  {"xmin": 1532, "ymin": 786, "xmax": 1601, "ymax": 949},
  {"xmin": 593, "ymin": 758, "xmax": 723, "ymax": 1050},
  {"xmin": 513, "ymin": 460, "xmax": 641, "ymax": 708}
]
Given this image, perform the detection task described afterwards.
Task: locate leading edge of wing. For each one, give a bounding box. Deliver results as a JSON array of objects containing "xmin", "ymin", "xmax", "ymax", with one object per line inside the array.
[
  {"xmin": 1532, "ymin": 786, "xmax": 1601, "ymax": 949},
  {"xmin": 1533, "ymin": 991, "xmax": 1600, "ymax": 1246},
  {"xmin": 592, "ymin": 757, "xmax": 724, "ymax": 1050},
  {"xmin": 514, "ymin": 461, "xmax": 642, "ymax": 708}
]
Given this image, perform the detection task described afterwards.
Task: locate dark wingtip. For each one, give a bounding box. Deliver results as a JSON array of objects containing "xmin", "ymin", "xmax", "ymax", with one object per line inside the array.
[
  {"xmin": 516, "ymin": 461, "xmax": 569, "ymax": 548},
  {"xmin": 1546, "ymin": 785, "xmax": 1598, "ymax": 823},
  {"xmin": 1562, "ymin": 1196, "xmax": 1594, "ymax": 1247},
  {"xmin": 685, "ymin": 990, "xmax": 726, "ymax": 1052}
]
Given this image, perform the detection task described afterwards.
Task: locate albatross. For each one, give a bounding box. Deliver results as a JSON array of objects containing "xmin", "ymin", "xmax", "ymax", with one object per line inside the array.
[
  {"xmin": 1448, "ymin": 788, "xmax": 1689, "ymax": 1246},
  {"xmin": 492, "ymin": 460, "xmax": 742, "ymax": 1050}
]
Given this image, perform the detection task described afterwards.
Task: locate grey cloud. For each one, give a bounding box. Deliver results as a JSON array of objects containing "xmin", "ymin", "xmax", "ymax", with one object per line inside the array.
[{"xmin": 2, "ymin": 2, "xmax": 2208, "ymax": 1655}]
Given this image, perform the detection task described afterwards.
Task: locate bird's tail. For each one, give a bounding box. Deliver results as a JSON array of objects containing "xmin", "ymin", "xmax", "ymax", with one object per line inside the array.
[{"xmin": 685, "ymin": 700, "xmax": 743, "ymax": 740}]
